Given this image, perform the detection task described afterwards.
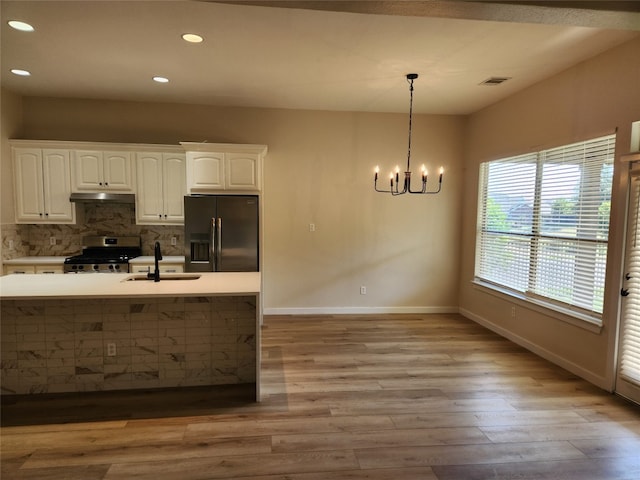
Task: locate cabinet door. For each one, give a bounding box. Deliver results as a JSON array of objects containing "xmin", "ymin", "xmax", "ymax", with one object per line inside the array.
[
  {"xmin": 163, "ymin": 153, "xmax": 186, "ymax": 223},
  {"xmin": 186, "ymin": 152, "xmax": 224, "ymax": 192},
  {"xmin": 136, "ymin": 152, "xmax": 164, "ymax": 223},
  {"xmin": 42, "ymin": 149, "xmax": 75, "ymax": 223},
  {"xmin": 73, "ymin": 150, "xmax": 104, "ymax": 190},
  {"xmin": 226, "ymin": 153, "xmax": 260, "ymax": 190},
  {"xmin": 5, "ymin": 265, "xmax": 36, "ymax": 274},
  {"xmin": 13, "ymin": 148, "xmax": 45, "ymax": 222},
  {"xmin": 35, "ymin": 265, "xmax": 64, "ymax": 274},
  {"xmin": 103, "ymin": 152, "xmax": 134, "ymax": 191}
]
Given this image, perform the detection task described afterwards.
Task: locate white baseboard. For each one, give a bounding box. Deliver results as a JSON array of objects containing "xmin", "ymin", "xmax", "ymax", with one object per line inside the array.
[
  {"xmin": 263, "ymin": 306, "xmax": 459, "ymax": 316},
  {"xmin": 459, "ymin": 308, "xmax": 611, "ymax": 391}
]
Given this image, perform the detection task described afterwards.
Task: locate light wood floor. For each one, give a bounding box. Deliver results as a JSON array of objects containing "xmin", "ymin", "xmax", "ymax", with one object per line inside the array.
[{"xmin": 2, "ymin": 313, "xmax": 640, "ymax": 479}]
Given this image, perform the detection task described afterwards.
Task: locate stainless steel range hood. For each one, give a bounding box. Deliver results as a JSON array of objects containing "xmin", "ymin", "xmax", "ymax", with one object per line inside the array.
[{"xmin": 70, "ymin": 192, "xmax": 135, "ymax": 204}]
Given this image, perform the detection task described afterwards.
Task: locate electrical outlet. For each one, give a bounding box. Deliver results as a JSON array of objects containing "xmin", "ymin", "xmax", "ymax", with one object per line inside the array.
[
  {"xmin": 171, "ymin": 236, "xmax": 177, "ymax": 246},
  {"xmin": 107, "ymin": 343, "xmax": 117, "ymax": 357},
  {"xmin": 360, "ymin": 286, "xmax": 367, "ymax": 295},
  {"xmin": 49, "ymin": 236, "xmax": 56, "ymax": 246},
  {"xmin": 8, "ymin": 240, "xmax": 14, "ymax": 249},
  {"xmin": 309, "ymin": 223, "xmax": 316, "ymax": 232}
]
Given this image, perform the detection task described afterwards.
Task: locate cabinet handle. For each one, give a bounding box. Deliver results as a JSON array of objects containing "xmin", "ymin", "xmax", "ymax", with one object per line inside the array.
[
  {"xmin": 105, "ymin": 182, "xmax": 109, "ymax": 186},
  {"xmin": 99, "ymin": 182, "xmax": 103, "ymax": 186},
  {"xmin": 159, "ymin": 214, "xmax": 162, "ymax": 218},
  {"xmin": 45, "ymin": 213, "xmax": 49, "ymax": 216}
]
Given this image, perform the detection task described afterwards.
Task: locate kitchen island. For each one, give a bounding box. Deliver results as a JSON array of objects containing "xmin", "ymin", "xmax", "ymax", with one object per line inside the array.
[{"xmin": 0, "ymin": 272, "xmax": 260, "ymax": 399}]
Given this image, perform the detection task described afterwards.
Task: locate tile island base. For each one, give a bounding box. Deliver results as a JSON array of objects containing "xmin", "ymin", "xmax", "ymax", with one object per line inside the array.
[{"xmin": 1, "ymin": 295, "xmax": 258, "ymax": 398}]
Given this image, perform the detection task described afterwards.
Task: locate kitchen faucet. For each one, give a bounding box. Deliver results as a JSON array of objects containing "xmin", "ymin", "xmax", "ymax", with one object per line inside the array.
[{"xmin": 147, "ymin": 241, "xmax": 162, "ymax": 282}]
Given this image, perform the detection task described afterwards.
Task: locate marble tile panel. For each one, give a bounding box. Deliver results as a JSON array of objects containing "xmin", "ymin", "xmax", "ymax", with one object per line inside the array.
[
  {"xmin": 44, "ymin": 319, "xmax": 75, "ymax": 334},
  {"xmin": 185, "ymin": 327, "xmax": 211, "ymax": 339},
  {"xmin": 130, "ymin": 303, "xmax": 158, "ymax": 314},
  {"xmin": 75, "ymin": 345, "xmax": 104, "ymax": 358},
  {"xmin": 46, "ymin": 349, "xmax": 76, "ymax": 360},
  {"xmin": 18, "ymin": 366, "xmax": 48, "ymax": 378},
  {"xmin": 131, "ymin": 322, "xmax": 160, "ymax": 333},
  {"xmin": 46, "ymin": 357, "xmax": 75, "ymax": 367},
  {"xmin": 132, "ymin": 370, "xmax": 159, "ymax": 380},
  {"xmin": 24, "ymin": 384, "xmax": 48, "ymax": 394},
  {"xmin": 17, "ymin": 342, "xmax": 47, "ymax": 352}
]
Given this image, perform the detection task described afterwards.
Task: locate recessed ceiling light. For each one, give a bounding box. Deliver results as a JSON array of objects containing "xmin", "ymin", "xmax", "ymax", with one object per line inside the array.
[
  {"xmin": 153, "ymin": 76, "xmax": 169, "ymax": 83},
  {"xmin": 8, "ymin": 20, "xmax": 34, "ymax": 32},
  {"xmin": 182, "ymin": 33, "xmax": 203, "ymax": 43},
  {"xmin": 11, "ymin": 69, "xmax": 31, "ymax": 76}
]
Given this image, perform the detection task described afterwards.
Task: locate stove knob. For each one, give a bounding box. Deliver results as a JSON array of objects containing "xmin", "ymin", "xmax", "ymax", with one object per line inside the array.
[
  {"xmin": 78, "ymin": 265, "xmax": 84, "ymax": 271},
  {"xmin": 93, "ymin": 265, "xmax": 99, "ymax": 271},
  {"xmin": 108, "ymin": 264, "xmax": 114, "ymax": 271},
  {"xmin": 114, "ymin": 264, "xmax": 121, "ymax": 271}
]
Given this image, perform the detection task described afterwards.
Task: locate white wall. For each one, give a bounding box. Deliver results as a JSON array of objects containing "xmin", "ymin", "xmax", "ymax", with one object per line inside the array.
[
  {"xmin": 5, "ymin": 98, "xmax": 464, "ymax": 314},
  {"xmin": 459, "ymin": 37, "xmax": 640, "ymax": 390},
  {"xmin": 0, "ymin": 88, "xmax": 22, "ymax": 260}
]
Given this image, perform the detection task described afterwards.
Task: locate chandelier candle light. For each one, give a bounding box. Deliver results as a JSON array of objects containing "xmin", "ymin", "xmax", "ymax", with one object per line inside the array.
[{"xmin": 374, "ymin": 73, "xmax": 443, "ymax": 195}]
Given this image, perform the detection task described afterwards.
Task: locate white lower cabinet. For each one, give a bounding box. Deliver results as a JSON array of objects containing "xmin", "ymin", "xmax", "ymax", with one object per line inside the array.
[
  {"xmin": 5, "ymin": 265, "xmax": 36, "ymax": 275},
  {"xmin": 136, "ymin": 152, "xmax": 186, "ymax": 224},
  {"xmin": 130, "ymin": 263, "xmax": 184, "ymax": 274},
  {"xmin": 4, "ymin": 264, "xmax": 64, "ymax": 275},
  {"xmin": 35, "ymin": 265, "xmax": 64, "ymax": 274}
]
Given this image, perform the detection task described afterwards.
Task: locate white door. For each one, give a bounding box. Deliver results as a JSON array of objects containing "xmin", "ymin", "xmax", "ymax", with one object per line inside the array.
[
  {"xmin": 103, "ymin": 151, "xmax": 133, "ymax": 190},
  {"xmin": 616, "ymin": 162, "xmax": 640, "ymax": 404},
  {"xmin": 42, "ymin": 149, "xmax": 75, "ymax": 222},
  {"xmin": 13, "ymin": 148, "xmax": 45, "ymax": 222},
  {"xmin": 73, "ymin": 150, "xmax": 104, "ymax": 190},
  {"xmin": 226, "ymin": 153, "xmax": 260, "ymax": 190},
  {"xmin": 163, "ymin": 153, "xmax": 186, "ymax": 223},
  {"xmin": 136, "ymin": 152, "xmax": 164, "ymax": 223},
  {"xmin": 186, "ymin": 151, "xmax": 224, "ymax": 191}
]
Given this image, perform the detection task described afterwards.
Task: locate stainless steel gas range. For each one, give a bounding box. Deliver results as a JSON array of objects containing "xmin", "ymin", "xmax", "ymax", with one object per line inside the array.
[{"xmin": 63, "ymin": 236, "xmax": 141, "ymax": 273}]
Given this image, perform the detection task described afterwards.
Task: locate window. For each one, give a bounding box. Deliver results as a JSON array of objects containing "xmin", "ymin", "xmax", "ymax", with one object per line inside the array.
[{"xmin": 475, "ymin": 134, "xmax": 616, "ymax": 323}]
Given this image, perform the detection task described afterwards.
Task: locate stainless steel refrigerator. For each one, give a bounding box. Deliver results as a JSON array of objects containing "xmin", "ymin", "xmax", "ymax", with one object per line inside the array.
[{"xmin": 184, "ymin": 195, "xmax": 259, "ymax": 272}]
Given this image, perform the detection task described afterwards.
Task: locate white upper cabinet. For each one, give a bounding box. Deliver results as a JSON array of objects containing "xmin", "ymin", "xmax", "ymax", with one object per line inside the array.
[
  {"xmin": 182, "ymin": 143, "xmax": 266, "ymax": 193},
  {"xmin": 135, "ymin": 151, "xmax": 186, "ymax": 224},
  {"xmin": 73, "ymin": 150, "xmax": 134, "ymax": 192},
  {"xmin": 186, "ymin": 151, "xmax": 225, "ymax": 191},
  {"xmin": 13, "ymin": 147, "xmax": 75, "ymax": 224}
]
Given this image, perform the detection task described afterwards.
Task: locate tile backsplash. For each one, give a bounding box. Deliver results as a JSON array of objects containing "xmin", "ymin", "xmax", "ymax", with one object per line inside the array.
[{"xmin": 2, "ymin": 203, "xmax": 184, "ymax": 261}]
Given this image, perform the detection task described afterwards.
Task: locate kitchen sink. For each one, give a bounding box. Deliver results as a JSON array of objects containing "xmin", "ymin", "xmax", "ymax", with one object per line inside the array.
[{"xmin": 123, "ymin": 273, "xmax": 201, "ymax": 282}]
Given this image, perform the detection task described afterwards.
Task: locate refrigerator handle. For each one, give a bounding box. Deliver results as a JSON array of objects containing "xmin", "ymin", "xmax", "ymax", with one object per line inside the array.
[
  {"xmin": 210, "ymin": 217, "xmax": 216, "ymax": 271},
  {"xmin": 217, "ymin": 217, "xmax": 222, "ymax": 271}
]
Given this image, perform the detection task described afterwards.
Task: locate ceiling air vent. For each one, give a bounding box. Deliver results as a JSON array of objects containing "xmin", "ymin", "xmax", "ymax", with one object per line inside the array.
[{"xmin": 479, "ymin": 76, "xmax": 512, "ymax": 86}]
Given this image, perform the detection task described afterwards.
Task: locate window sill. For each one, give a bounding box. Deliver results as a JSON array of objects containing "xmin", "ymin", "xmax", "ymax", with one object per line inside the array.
[{"xmin": 471, "ymin": 279, "xmax": 603, "ymax": 334}]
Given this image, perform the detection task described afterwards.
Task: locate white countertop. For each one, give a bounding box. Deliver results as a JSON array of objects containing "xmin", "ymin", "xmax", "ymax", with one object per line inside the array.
[
  {"xmin": 3, "ymin": 256, "xmax": 67, "ymax": 265},
  {"xmin": 129, "ymin": 256, "xmax": 185, "ymax": 264},
  {"xmin": 0, "ymin": 272, "xmax": 260, "ymax": 299}
]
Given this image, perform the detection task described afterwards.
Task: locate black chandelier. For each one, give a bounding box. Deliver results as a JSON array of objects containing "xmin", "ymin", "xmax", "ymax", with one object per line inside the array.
[{"xmin": 374, "ymin": 73, "xmax": 443, "ymax": 195}]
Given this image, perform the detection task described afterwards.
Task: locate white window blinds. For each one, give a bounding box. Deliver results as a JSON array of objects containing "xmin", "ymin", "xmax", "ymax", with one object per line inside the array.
[
  {"xmin": 475, "ymin": 134, "xmax": 616, "ymax": 321},
  {"xmin": 620, "ymin": 173, "xmax": 640, "ymax": 386}
]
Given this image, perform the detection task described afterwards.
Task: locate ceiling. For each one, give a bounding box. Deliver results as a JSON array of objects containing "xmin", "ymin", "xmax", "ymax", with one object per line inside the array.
[{"xmin": 1, "ymin": 0, "xmax": 638, "ymax": 115}]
